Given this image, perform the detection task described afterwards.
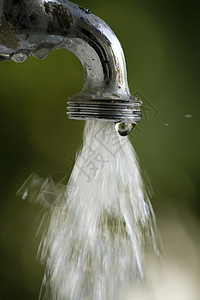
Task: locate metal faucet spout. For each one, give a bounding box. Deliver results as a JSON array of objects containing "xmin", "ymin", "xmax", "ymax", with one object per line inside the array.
[{"xmin": 0, "ymin": 0, "xmax": 141, "ymax": 130}]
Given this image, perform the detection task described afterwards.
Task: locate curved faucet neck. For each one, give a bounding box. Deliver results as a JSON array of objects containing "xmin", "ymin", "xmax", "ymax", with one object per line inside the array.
[
  {"xmin": 1, "ymin": 0, "xmax": 130, "ymax": 96},
  {"xmin": 68, "ymin": 9, "xmax": 130, "ymax": 98}
]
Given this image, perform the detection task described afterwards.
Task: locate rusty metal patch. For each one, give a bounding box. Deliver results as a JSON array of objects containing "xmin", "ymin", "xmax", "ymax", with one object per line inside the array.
[
  {"xmin": 0, "ymin": 21, "xmax": 19, "ymax": 49},
  {"xmin": 44, "ymin": 2, "xmax": 73, "ymax": 32}
]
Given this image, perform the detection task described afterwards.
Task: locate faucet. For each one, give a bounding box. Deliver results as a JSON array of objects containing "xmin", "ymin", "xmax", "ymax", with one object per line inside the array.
[{"xmin": 0, "ymin": 0, "xmax": 141, "ymax": 135}]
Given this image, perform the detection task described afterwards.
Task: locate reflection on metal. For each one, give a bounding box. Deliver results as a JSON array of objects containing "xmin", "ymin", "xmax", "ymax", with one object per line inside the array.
[{"xmin": 0, "ymin": 0, "xmax": 141, "ymax": 128}]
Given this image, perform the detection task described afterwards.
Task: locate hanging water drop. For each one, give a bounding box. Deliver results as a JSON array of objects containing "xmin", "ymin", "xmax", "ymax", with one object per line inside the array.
[
  {"xmin": 32, "ymin": 48, "xmax": 52, "ymax": 59},
  {"xmin": 11, "ymin": 52, "xmax": 28, "ymax": 63},
  {"xmin": 115, "ymin": 122, "xmax": 135, "ymax": 136}
]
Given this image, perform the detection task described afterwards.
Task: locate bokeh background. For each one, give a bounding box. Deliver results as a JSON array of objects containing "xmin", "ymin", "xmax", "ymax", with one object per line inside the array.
[{"xmin": 0, "ymin": 0, "xmax": 199, "ymax": 299}]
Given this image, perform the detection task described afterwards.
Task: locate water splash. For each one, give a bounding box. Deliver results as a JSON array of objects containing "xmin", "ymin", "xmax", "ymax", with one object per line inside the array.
[{"xmin": 18, "ymin": 120, "xmax": 160, "ymax": 300}]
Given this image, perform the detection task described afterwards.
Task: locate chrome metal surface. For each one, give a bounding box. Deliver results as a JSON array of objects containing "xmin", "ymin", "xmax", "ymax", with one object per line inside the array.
[{"xmin": 0, "ymin": 0, "xmax": 141, "ymax": 125}]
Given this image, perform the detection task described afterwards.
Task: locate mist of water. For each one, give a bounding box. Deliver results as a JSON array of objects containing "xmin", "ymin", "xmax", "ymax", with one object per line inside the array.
[{"xmin": 18, "ymin": 120, "xmax": 160, "ymax": 300}]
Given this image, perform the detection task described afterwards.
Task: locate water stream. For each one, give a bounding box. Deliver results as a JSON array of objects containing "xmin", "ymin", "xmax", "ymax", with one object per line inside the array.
[{"xmin": 18, "ymin": 120, "xmax": 160, "ymax": 300}]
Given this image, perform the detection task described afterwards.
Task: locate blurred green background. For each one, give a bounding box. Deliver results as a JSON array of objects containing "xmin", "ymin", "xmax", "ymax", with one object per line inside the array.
[{"xmin": 0, "ymin": 0, "xmax": 199, "ymax": 299}]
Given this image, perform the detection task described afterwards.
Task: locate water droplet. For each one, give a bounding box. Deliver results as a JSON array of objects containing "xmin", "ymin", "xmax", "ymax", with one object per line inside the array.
[
  {"xmin": 115, "ymin": 122, "xmax": 135, "ymax": 136},
  {"xmin": 32, "ymin": 48, "xmax": 52, "ymax": 59},
  {"xmin": 11, "ymin": 52, "xmax": 28, "ymax": 63}
]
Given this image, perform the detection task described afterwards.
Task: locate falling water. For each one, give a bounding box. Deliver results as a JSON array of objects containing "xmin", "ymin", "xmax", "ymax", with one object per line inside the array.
[{"xmin": 18, "ymin": 120, "xmax": 160, "ymax": 300}]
